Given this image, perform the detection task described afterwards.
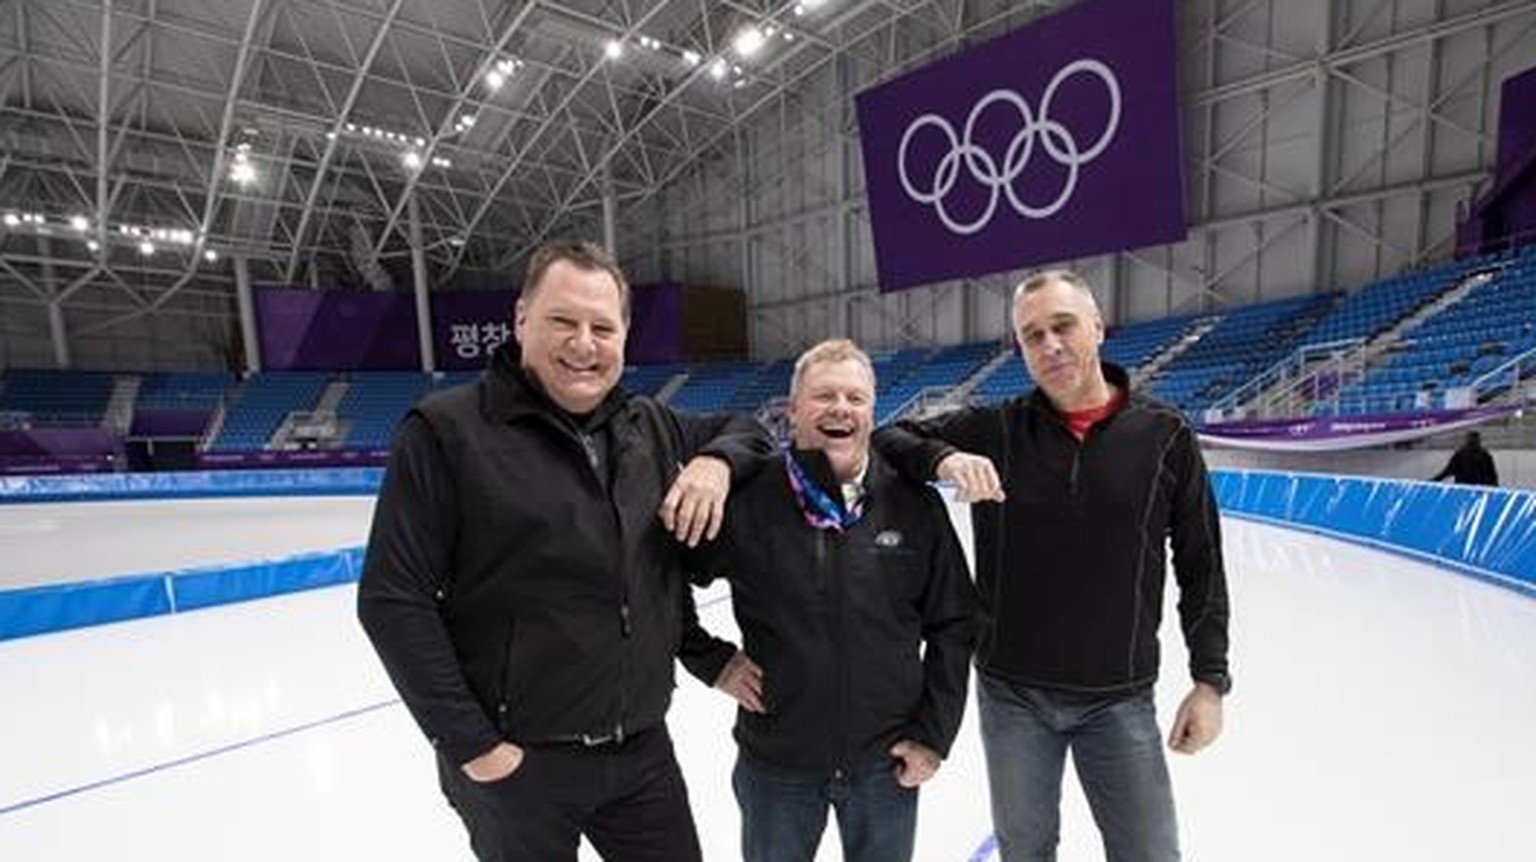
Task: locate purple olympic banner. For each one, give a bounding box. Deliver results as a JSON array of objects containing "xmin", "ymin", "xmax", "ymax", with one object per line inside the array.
[
  {"xmin": 257, "ymin": 284, "xmax": 690, "ymax": 371},
  {"xmin": 434, "ymin": 290, "xmax": 514, "ymax": 370},
  {"xmin": 258, "ymin": 289, "xmax": 421, "ymax": 371},
  {"xmin": 854, "ymin": 0, "xmax": 1187, "ymax": 292},
  {"xmin": 1198, "ymin": 405, "xmax": 1520, "ymax": 452}
]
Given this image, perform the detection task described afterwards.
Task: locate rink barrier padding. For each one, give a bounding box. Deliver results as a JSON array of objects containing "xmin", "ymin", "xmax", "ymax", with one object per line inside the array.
[
  {"xmin": 0, "ymin": 467, "xmax": 382, "ymax": 503},
  {"xmin": 0, "ymin": 548, "xmax": 366, "ymax": 641},
  {"xmin": 1, "ymin": 468, "xmax": 1532, "ymax": 640},
  {"xmin": 1210, "ymin": 470, "xmax": 1536, "ymax": 596}
]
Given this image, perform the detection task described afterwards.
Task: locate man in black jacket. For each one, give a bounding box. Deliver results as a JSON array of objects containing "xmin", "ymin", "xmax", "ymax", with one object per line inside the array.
[
  {"xmin": 357, "ymin": 240, "xmax": 772, "ymax": 862},
  {"xmin": 875, "ymin": 270, "xmax": 1230, "ymax": 862},
  {"xmin": 683, "ymin": 339, "xmax": 976, "ymax": 862},
  {"xmin": 1431, "ymin": 430, "xmax": 1499, "ymax": 486}
]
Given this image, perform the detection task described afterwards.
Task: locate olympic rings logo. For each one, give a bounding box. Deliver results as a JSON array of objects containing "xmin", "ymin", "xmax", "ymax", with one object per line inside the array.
[{"xmin": 896, "ymin": 59, "xmax": 1121, "ymax": 235}]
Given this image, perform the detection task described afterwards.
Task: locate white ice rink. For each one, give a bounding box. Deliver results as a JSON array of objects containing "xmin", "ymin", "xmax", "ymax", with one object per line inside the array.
[{"xmin": 3, "ymin": 497, "xmax": 1536, "ymax": 861}]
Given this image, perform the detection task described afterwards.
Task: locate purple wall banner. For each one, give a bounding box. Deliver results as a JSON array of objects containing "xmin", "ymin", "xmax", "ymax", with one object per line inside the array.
[
  {"xmin": 1198, "ymin": 405, "xmax": 1519, "ymax": 452},
  {"xmin": 1496, "ymin": 65, "xmax": 1536, "ymax": 186},
  {"xmin": 629, "ymin": 283, "xmax": 685, "ymax": 364},
  {"xmin": 257, "ymin": 285, "xmax": 689, "ymax": 371},
  {"xmin": 855, "ymin": 0, "xmax": 1187, "ymax": 292},
  {"xmin": 0, "ymin": 428, "xmax": 122, "ymax": 457},
  {"xmin": 433, "ymin": 290, "xmax": 515, "ymax": 371},
  {"xmin": 258, "ymin": 290, "xmax": 421, "ymax": 371}
]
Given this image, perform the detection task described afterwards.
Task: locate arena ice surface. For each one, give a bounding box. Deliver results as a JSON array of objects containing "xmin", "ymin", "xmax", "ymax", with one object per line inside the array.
[{"xmin": 1, "ymin": 498, "xmax": 1535, "ymax": 861}]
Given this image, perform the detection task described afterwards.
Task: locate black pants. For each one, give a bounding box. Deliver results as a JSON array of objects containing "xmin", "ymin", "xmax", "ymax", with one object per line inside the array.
[{"xmin": 438, "ymin": 727, "xmax": 703, "ymax": 862}]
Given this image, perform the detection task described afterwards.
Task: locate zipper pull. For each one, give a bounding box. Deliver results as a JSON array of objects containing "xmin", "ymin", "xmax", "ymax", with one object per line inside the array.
[
  {"xmin": 619, "ymin": 603, "xmax": 632, "ymax": 637},
  {"xmin": 580, "ymin": 433, "xmax": 600, "ymax": 470}
]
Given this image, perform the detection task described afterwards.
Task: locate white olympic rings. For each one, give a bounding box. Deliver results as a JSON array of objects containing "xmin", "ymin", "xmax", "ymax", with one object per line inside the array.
[{"xmin": 896, "ymin": 59, "xmax": 1121, "ymax": 235}]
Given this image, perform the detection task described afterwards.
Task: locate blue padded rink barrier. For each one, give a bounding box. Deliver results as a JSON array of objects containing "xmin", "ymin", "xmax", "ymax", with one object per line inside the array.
[{"xmin": 1, "ymin": 467, "xmax": 1535, "ymax": 860}]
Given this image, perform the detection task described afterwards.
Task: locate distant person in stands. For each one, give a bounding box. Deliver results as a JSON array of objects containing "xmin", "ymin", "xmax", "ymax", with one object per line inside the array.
[
  {"xmin": 681, "ymin": 338, "xmax": 976, "ymax": 862},
  {"xmin": 874, "ymin": 269, "xmax": 1231, "ymax": 862},
  {"xmin": 358, "ymin": 239, "xmax": 772, "ymax": 862},
  {"xmin": 1431, "ymin": 430, "xmax": 1499, "ymax": 486}
]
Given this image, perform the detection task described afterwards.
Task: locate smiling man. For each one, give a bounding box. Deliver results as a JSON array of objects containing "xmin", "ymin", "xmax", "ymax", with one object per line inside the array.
[
  {"xmin": 358, "ymin": 240, "xmax": 772, "ymax": 862},
  {"xmin": 682, "ymin": 338, "xmax": 976, "ymax": 862},
  {"xmin": 874, "ymin": 270, "xmax": 1231, "ymax": 862}
]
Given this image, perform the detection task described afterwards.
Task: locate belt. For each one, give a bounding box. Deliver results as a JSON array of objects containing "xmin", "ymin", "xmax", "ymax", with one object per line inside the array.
[{"xmin": 546, "ymin": 725, "xmax": 628, "ymax": 748}]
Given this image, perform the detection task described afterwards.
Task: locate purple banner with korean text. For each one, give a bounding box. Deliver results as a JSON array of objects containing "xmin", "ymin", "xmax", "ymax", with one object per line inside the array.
[
  {"xmin": 257, "ymin": 284, "xmax": 688, "ymax": 371},
  {"xmin": 854, "ymin": 0, "xmax": 1186, "ymax": 292},
  {"xmin": 434, "ymin": 290, "xmax": 514, "ymax": 371}
]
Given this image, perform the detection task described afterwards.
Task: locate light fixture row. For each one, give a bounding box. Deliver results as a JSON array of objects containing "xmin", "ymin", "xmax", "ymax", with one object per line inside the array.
[
  {"xmin": 2, "ymin": 212, "xmax": 219, "ymax": 262},
  {"xmin": 327, "ymin": 121, "xmax": 458, "ymax": 172}
]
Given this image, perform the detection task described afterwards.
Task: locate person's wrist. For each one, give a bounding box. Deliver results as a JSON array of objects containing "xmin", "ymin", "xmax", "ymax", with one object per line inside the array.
[{"xmin": 1195, "ymin": 672, "xmax": 1231, "ymax": 696}]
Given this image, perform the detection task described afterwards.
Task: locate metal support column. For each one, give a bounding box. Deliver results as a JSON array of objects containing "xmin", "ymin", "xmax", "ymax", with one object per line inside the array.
[
  {"xmin": 408, "ymin": 193, "xmax": 436, "ymax": 373},
  {"xmin": 234, "ymin": 255, "xmax": 261, "ymax": 373}
]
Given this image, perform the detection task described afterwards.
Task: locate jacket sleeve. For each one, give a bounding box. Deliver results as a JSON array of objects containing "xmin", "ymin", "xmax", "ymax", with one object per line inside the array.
[
  {"xmin": 872, "ymin": 406, "xmax": 998, "ymax": 485},
  {"xmin": 675, "ymin": 567, "xmax": 739, "ymax": 688},
  {"xmin": 671, "ymin": 408, "xmax": 775, "ymax": 479},
  {"xmin": 902, "ymin": 490, "xmax": 978, "ymax": 758},
  {"xmin": 356, "ymin": 413, "xmax": 503, "ymax": 767},
  {"xmin": 1167, "ymin": 424, "xmax": 1231, "ymax": 688}
]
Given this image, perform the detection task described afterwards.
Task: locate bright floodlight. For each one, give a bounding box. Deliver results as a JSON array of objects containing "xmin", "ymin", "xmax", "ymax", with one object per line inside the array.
[
  {"xmin": 682, "ymin": 50, "xmax": 701, "ymax": 67},
  {"xmin": 230, "ymin": 160, "xmax": 257, "ymax": 186},
  {"xmin": 732, "ymin": 25, "xmax": 766, "ymax": 58},
  {"xmin": 709, "ymin": 58, "xmax": 728, "ymax": 80},
  {"xmin": 485, "ymin": 69, "xmax": 506, "ymax": 91},
  {"xmin": 69, "ymin": 215, "xmax": 90, "ymax": 232},
  {"xmin": 604, "ymin": 40, "xmax": 624, "ymax": 60},
  {"xmin": 402, "ymin": 151, "xmax": 423, "ymax": 170},
  {"xmin": 139, "ymin": 241, "xmax": 155, "ymax": 256},
  {"xmin": 204, "ymin": 249, "xmax": 219, "ymax": 263}
]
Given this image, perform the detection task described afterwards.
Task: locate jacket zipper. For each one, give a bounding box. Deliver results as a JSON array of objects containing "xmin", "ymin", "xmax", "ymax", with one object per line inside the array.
[
  {"xmin": 601, "ymin": 425, "xmax": 632, "ymax": 741},
  {"xmin": 567, "ymin": 417, "xmax": 630, "ymax": 740},
  {"xmin": 823, "ymin": 529, "xmax": 851, "ymax": 780}
]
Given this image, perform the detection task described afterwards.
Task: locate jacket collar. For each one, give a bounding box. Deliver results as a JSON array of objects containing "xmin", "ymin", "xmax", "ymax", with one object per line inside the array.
[
  {"xmin": 480, "ymin": 342, "xmax": 628, "ymax": 430},
  {"xmin": 784, "ymin": 446, "xmax": 892, "ymax": 506},
  {"xmin": 1026, "ymin": 361, "xmax": 1136, "ymax": 415}
]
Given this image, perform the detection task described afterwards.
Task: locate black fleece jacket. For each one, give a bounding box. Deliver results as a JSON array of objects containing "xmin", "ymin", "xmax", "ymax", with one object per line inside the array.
[
  {"xmin": 357, "ymin": 346, "xmax": 772, "ymax": 765},
  {"xmin": 874, "ymin": 363, "xmax": 1230, "ymax": 694},
  {"xmin": 682, "ymin": 448, "xmax": 976, "ymax": 771}
]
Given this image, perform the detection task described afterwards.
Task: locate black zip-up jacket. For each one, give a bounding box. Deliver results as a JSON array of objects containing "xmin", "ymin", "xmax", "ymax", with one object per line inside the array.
[
  {"xmin": 357, "ymin": 347, "xmax": 772, "ymax": 766},
  {"xmin": 682, "ymin": 448, "xmax": 976, "ymax": 771},
  {"xmin": 874, "ymin": 363, "xmax": 1229, "ymax": 694}
]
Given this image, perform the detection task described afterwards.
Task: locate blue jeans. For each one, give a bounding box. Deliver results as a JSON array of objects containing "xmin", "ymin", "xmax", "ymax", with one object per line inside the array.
[
  {"xmin": 732, "ymin": 750, "xmax": 918, "ymax": 862},
  {"xmin": 977, "ymin": 672, "xmax": 1180, "ymax": 862}
]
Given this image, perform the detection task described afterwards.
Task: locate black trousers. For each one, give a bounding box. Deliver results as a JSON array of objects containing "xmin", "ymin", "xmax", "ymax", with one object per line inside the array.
[{"xmin": 438, "ymin": 727, "xmax": 703, "ymax": 862}]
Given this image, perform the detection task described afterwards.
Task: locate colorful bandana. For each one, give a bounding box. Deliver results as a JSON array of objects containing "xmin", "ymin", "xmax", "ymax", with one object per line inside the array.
[{"xmin": 783, "ymin": 447, "xmax": 864, "ymax": 532}]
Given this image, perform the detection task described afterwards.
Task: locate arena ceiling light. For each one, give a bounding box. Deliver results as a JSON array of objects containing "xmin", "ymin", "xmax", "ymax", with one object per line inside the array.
[
  {"xmin": 485, "ymin": 57, "xmax": 523, "ymax": 92},
  {"xmin": 229, "ymin": 143, "xmax": 257, "ymax": 187},
  {"xmin": 732, "ymin": 25, "xmax": 766, "ymax": 58}
]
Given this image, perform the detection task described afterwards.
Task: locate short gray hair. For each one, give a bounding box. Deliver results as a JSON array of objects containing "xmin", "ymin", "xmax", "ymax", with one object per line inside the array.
[
  {"xmin": 789, "ymin": 339, "xmax": 876, "ymax": 400},
  {"xmin": 1012, "ymin": 269, "xmax": 1096, "ymax": 310}
]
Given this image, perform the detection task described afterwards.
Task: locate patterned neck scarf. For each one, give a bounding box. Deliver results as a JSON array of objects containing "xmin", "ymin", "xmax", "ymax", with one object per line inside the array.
[{"xmin": 783, "ymin": 447, "xmax": 864, "ymax": 532}]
